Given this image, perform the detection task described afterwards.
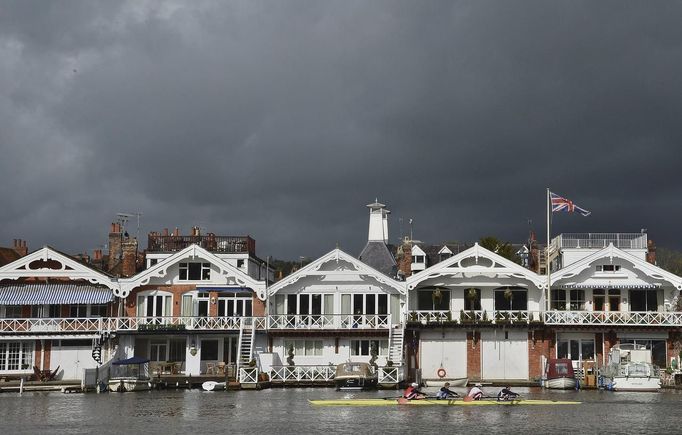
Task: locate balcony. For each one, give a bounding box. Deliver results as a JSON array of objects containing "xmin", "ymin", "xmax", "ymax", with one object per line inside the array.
[
  {"xmin": 267, "ymin": 314, "xmax": 390, "ymax": 329},
  {"xmin": 147, "ymin": 234, "xmax": 256, "ymax": 255},
  {"xmin": 0, "ymin": 316, "xmax": 267, "ymax": 334},
  {"xmin": 407, "ymin": 310, "xmax": 543, "ymax": 325},
  {"xmin": 554, "ymin": 233, "xmax": 647, "ymax": 250},
  {"xmin": 544, "ymin": 310, "xmax": 682, "ymax": 326}
]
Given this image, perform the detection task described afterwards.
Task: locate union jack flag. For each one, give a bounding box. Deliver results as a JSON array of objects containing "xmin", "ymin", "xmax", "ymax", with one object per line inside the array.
[{"xmin": 550, "ymin": 192, "xmax": 591, "ymax": 216}]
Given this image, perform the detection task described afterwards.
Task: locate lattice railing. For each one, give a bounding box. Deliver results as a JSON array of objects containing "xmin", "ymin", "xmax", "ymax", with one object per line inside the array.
[
  {"xmin": 378, "ymin": 366, "xmax": 404, "ymax": 384},
  {"xmin": 238, "ymin": 367, "xmax": 259, "ymax": 383},
  {"xmin": 267, "ymin": 314, "xmax": 390, "ymax": 329},
  {"xmin": 269, "ymin": 365, "xmax": 335, "ymax": 382},
  {"xmin": 544, "ymin": 310, "xmax": 682, "ymax": 326}
]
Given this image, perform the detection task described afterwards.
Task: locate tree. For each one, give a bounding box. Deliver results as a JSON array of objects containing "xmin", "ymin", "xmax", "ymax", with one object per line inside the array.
[{"xmin": 479, "ymin": 236, "xmax": 519, "ymax": 262}]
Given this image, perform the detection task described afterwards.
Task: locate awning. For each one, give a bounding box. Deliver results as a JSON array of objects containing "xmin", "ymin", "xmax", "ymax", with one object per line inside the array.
[
  {"xmin": 559, "ymin": 284, "xmax": 660, "ymax": 289},
  {"xmin": 112, "ymin": 356, "xmax": 150, "ymax": 366},
  {"xmin": 0, "ymin": 284, "xmax": 114, "ymax": 305},
  {"xmin": 195, "ymin": 287, "xmax": 253, "ymax": 294}
]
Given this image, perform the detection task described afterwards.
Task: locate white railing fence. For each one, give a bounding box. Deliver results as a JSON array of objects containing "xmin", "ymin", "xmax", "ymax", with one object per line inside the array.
[
  {"xmin": 269, "ymin": 365, "xmax": 336, "ymax": 382},
  {"xmin": 378, "ymin": 366, "xmax": 404, "ymax": 384},
  {"xmin": 238, "ymin": 367, "xmax": 259, "ymax": 384},
  {"xmin": 267, "ymin": 314, "xmax": 390, "ymax": 329}
]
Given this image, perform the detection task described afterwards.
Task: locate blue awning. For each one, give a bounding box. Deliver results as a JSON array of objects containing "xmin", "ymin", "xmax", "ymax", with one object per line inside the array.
[
  {"xmin": 0, "ymin": 284, "xmax": 114, "ymax": 305},
  {"xmin": 195, "ymin": 287, "xmax": 253, "ymax": 294}
]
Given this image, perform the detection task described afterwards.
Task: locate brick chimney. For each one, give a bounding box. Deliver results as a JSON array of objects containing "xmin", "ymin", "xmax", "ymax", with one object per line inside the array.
[
  {"xmin": 12, "ymin": 239, "xmax": 28, "ymax": 257},
  {"xmin": 396, "ymin": 238, "xmax": 413, "ymax": 278},
  {"xmin": 121, "ymin": 238, "xmax": 138, "ymax": 277},
  {"xmin": 108, "ymin": 223, "xmax": 123, "ymax": 271},
  {"xmin": 646, "ymin": 239, "xmax": 656, "ymax": 265},
  {"xmin": 162, "ymin": 228, "xmax": 169, "ymax": 236},
  {"xmin": 173, "ymin": 227, "xmax": 180, "ymax": 237}
]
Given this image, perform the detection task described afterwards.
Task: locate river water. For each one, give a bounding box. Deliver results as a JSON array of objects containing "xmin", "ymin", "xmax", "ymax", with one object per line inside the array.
[{"xmin": 2, "ymin": 387, "xmax": 681, "ymax": 434}]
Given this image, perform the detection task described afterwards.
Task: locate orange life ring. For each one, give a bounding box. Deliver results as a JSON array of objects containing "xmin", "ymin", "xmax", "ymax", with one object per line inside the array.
[{"xmin": 437, "ymin": 368, "xmax": 447, "ymax": 378}]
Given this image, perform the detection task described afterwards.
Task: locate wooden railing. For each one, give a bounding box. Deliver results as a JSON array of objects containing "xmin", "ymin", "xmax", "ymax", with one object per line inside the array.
[
  {"xmin": 269, "ymin": 365, "xmax": 336, "ymax": 383},
  {"xmin": 267, "ymin": 314, "xmax": 390, "ymax": 329}
]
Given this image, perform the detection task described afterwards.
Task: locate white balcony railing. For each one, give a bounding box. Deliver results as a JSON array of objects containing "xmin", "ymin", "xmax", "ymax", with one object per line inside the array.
[
  {"xmin": 409, "ymin": 310, "xmax": 543, "ymax": 324},
  {"xmin": 269, "ymin": 365, "xmax": 336, "ymax": 383},
  {"xmin": 544, "ymin": 310, "xmax": 682, "ymax": 326},
  {"xmin": 555, "ymin": 233, "xmax": 647, "ymax": 250},
  {"xmin": 267, "ymin": 314, "xmax": 390, "ymax": 329},
  {"xmin": 0, "ymin": 316, "xmax": 267, "ymax": 334}
]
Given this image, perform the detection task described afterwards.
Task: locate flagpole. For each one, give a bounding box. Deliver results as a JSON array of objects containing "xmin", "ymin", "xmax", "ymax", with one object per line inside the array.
[{"xmin": 546, "ymin": 188, "xmax": 551, "ymax": 311}]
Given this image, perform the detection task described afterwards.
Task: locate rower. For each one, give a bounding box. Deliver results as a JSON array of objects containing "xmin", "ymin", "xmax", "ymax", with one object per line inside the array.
[
  {"xmin": 497, "ymin": 385, "xmax": 520, "ymax": 401},
  {"xmin": 466, "ymin": 383, "xmax": 484, "ymax": 401},
  {"xmin": 403, "ymin": 382, "xmax": 426, "ymax": 400},
  {"xmin": 436, "ymin": 382, "xmax": 459, "ymax": 400}
]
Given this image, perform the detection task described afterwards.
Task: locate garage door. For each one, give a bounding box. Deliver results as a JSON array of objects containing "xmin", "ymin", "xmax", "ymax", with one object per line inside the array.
[
  {"xmin": 50, "ymin": 340, "xmax": 97, "ymax": 381},
  {"xmin": 420, "ymin": 331, "xmax": 466, "ymax": 380},
  {"xmin": 481, "ymin": 330, "xmax": 528, "ymax": 380}
]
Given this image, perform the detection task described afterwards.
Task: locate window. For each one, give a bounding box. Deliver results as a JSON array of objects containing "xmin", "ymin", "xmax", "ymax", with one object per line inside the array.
[
  {"xmin": 168, "ymin": 339, "xmax": 186, "ymax": 362},
  {"xmin": 551, "ymin": 289, "xmax": 566, "ymax": 310},
  {"xmin": 557, "ymin": 339, "xmax": 595, "ymax": 361},
  {"xmin": 237, "ymin": 259, "xmax": 245, "ymax": 268},
  {"xmin": 494, "ymin": 288, "xmax": 528, "ymax": 311},
  {"xmin": 569, "ymin": 290, "xmax": 585, "ymax": 310},
  {"xmin": 89, "ymin": 304, "xmax": 108, "ymax": 317},
  {"xmin": 350, "ymin": 340, "xmax": 388, "ymax": 356},
  {"xmin": 284, "ymin": 340, "xmax": 323, "ymax": 356},
  {"xmin": 439, "ymin": 253, "xmax": 451, "ymax": 262},
  {"xmin": 201, "ymin": 340, "xmax": 219, "ymax": 361},
  {"xmin": 70, "ymin": 305, "xmax": 87, "ymax": 318},
  {"xmin": 30, "ymin": 305, "xmax": 60, "ymax": 318},
  {"xmin": 464, "ymin": 289, "xmax": 482, "ymax": 311},
  {"xmin": 179, "ymin": 262, "xmax": 211, "ymax": 280},
  {"xmin": 2, "ymin": 306, "xmax": 22, "ymax": 318},
  {"xmin": 149, "ymin": 259, "xmax": 158, "ymax": 266},
  {"xmin": 136, "ymin": 292, "xmax": 172, "ymax": 318},
  {"xmin": 150, "ymin": 339, "xmax": 167, "ymax": 362},
  {"xmin": 416, "ymin": 290, "xmax": 450, "ymax": 311},
  {"xmin": 0, "ymin": 342, "xmax": 33, "ymax": 371},
  {"xmin": 597, "ymin": 265, "xmax": 621, "ymax": 272},
  {"xmin": 629, "ymin": 290, "xmax": 657, "ymax": 312},
  {"xmin": 217, "ymin": 294, "xmax": 253, "ymax": 317},
  {"xmin": 412, "ymin": 255, "xmax": 425, "ymax": 264}
]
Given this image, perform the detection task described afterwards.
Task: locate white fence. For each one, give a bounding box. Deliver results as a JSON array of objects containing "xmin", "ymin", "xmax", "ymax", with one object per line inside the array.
[
  {"xmin": 267, "ymin": 314, "xmax": 390, "ymax": 329},
  {"xmin": 269, "ymin": 365, "xmax": 336, "ymax": 383},
  {"xmin": 378, "ymin": 366, "xmax": 404, "ymax": 384},
  {"xmin": 238, "ymin": 367, "xmax": 259, "ymax": 384}
]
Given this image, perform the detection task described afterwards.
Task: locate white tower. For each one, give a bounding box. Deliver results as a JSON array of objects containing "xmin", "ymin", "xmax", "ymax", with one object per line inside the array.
[{"xmin": 367, "ymin": 199, "xmax": 389, "ymax": 243}]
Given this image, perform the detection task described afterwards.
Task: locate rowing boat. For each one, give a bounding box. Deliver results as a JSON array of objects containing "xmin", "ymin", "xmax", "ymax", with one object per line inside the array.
[{"xmin": 309, "ymin": 398, "xmax": 581, "ymax": 407}]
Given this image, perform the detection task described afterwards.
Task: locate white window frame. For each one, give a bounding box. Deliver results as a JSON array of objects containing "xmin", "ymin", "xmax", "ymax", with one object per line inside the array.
[
  {"xmin": 0, "ymin": 341, "xmax": 34, "ymax": 373},
  {"xmin": 283, "ymin": 339, "xmax": 323, "ymax": 356},
  {"xmin": 350, "ymin": 339, "xmax": 388, "ymax": 356},
  {"xmin": 136, "ymin": 290, "xmax": 173, "ymax": 318},
  {"xmin": 179, "ymin": 262, "xmax": 212, "ymax": 281}
]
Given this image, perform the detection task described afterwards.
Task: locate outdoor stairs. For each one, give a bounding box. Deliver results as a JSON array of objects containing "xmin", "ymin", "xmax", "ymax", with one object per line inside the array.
[
  {"xmin": 388, "ymin": 325, "xmax": 404, "ymax": 365},
  {"xmin": 236, "ymin": 318, "xmax": 256, "ymax": 377}
]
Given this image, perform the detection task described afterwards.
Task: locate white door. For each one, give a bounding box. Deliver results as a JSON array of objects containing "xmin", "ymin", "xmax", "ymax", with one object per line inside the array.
[
  {"xmin": 481, "ymin": 330, "xmax": 528, "ymax": 380},
  {"xmin": 420, "ymin": 331, "xmax": 467, "ymax": 379},
  {"xmin": 50, "ymin": 341, "xmax": 97, "ymax": 380}
]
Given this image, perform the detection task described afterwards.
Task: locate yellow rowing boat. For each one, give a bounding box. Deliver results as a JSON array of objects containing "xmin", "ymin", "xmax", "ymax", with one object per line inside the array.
[{"xmin": 309, "ymin": 398, "xmax": 581, "ymax": 406}]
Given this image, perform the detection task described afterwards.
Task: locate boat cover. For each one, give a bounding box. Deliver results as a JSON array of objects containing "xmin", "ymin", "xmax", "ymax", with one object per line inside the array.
[
  {"xmin": 112, "ymin": 357, "xmax": 151, "ymax": 365},
  {"xmin": 546, "ymin": 358, "xmax": 575, "ymax": 378}
]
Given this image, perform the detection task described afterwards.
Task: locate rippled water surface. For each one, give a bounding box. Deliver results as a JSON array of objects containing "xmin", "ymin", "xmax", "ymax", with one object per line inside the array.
[{"xmin": 2, "ymin": 387, "xmax": 681, "ymax": 434}]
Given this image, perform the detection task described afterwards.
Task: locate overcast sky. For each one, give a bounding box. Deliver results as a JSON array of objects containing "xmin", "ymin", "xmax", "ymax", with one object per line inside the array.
[{"xmin": 1, "ymin": 1, "xmax": 681, "ymax": 260}]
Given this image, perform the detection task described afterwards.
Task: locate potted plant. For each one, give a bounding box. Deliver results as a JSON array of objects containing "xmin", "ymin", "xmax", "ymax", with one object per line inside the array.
[{"xmin": 286, "ymin": 344, "xmax": 295, "ymax": 366}]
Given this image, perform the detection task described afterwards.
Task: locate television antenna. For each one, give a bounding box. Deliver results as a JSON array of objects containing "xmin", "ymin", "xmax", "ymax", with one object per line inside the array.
[{"xmin": 117, "ymin": 212, "xmax": 143, "ymax": 240}]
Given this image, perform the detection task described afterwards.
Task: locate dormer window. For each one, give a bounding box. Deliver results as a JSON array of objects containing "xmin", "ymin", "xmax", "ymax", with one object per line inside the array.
[
  {"xmin": 439, "ymin": 253, "xmax": 451, "ymax": 262},
  {"xmin": 412, "ymin": 255, "xmax": 425, "ymax": 264},
  {"xmin": 179, "ymin": 262, "xmax": 211, "ymax": 280}
]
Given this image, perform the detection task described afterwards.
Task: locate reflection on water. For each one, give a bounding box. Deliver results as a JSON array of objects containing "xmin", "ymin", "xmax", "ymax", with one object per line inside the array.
[{"xmin": 1, "ymin": 387, "xmax": 682, "ymax": 435}]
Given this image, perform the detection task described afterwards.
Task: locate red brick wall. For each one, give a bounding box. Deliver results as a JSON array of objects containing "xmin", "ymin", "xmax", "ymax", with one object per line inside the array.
[
  {"xmin": 43, "ymin": 340, "xmax": 52, "ymax": 370},
  {"xmin": 602, "ymin": 331, "xmax": 618, "ymax": 364},
  {"xmin": 467, "ymin": 331, "xmax": 481, "ymax": 381},
  {"xmin": 253, "ymin": 297, "xmax": 266, "ymax": 316},
  {"xmin": 528, "ymin": 329, "xmax": 554, "ymax": 379},
  {"xmin": 668, "ymin": 331, "xmax": 681, "ymax": 366},
  {"xmin": 34, "ymin": 340, "xmax": 42, "ymax": 370}
]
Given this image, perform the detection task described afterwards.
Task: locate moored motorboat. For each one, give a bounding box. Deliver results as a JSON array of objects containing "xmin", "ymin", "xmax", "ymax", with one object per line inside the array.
[
  {"xmin": 309, "ymin": 398, "xmax": 581, "ymax": 407},
  {"xmin": 601, "ymin": 344, "xmax": 661, "ymax": 392},
  {"xmin": 334, "ymin": 362, "xmax": 378, "ymax": 391},
  {"xmin": 108, "ymin": 357, "xmax": 152, "ymax": 393},
  {"xmin": 544, "ymin": 359, "xmax": 577, "ymax": 390}
]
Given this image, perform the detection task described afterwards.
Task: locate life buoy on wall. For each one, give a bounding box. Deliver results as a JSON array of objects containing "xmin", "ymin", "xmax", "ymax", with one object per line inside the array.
[{"xmin": 437, "ymin": 368, "xmax": 447, "ymax": 378}]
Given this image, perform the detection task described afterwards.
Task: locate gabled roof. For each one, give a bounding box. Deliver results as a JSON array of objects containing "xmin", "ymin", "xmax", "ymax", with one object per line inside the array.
[
  {"xmin": 551, "ymin": 243, "xmax": 682, "ymax": 290},
  {"xmin": 406, "ymin": 243, "xmax": 545, "ymax": 290},
  {"xmin": 119, "ymin": 244, "xmax": 266, "ymax": 299},
  {"xmin": 0, "ymin": 246, "xmax": 119, "ymax": 292},
  {"xmin": 358, "ymin": 241, "xmax": 397, "ymax": 277},
  {"xmin": 268, "ymin": 248, "xmax": 404, "ymax": 296}
]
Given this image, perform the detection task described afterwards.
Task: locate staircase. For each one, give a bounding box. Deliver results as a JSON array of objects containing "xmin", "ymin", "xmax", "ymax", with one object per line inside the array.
[
  {"xmin": 236, "ymin": 318, "xmax": 256, "ymax": 377},
  {"xmin": 388, "ymin": 326, "xmax": 404, "ymax": 365}
]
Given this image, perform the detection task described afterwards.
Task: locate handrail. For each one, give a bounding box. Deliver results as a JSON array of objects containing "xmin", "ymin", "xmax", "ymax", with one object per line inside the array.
[{"xmin": 267, "ymin": 314, "xmax": 390, "ymax": 329}]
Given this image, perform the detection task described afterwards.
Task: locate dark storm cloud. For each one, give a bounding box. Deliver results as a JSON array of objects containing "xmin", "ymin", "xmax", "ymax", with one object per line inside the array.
[{"xmin": 1, "ymin": 0, "xmax": 681, "ymax": 259}]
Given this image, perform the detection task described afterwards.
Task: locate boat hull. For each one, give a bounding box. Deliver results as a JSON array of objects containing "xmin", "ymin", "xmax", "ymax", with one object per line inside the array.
[
  {"xmin": 545, "ymin": 377, "xmax": 577, "ymax": 390},
  {"xmin": 310, "ymin": 399, "xmax": 581, "ymax": 407},
  {"xmin": 608, "ymin": 376, "xmax": 661, "ymax": 392},
  {"xmin": 335, "ymin": 376, "xmax": 378, "ymax": 391},
  {"xmin": 108, "ymin": 378, "xmax": 151, "ymax": 393},
  {"xmin": 424, "ymin": 377, "xmax": 468, "ymax": 388}
]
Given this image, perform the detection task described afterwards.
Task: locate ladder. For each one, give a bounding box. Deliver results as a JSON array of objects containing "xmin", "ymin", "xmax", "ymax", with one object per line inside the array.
[
  {"xmin": 236, "ymin": 318, "xmax": 256, "ymax": 375},
  {"xmin": 388, "ymin": 326, "xmax": 404, "ymax": 365}
]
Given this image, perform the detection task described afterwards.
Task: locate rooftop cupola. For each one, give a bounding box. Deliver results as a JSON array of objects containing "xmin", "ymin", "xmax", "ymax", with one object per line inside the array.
[{"xmin": 367, "ymin": 199, "xmax": 390, "ymax": 243}]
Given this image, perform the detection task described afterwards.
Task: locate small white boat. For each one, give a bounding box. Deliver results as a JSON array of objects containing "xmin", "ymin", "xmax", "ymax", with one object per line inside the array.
[
  {"xmin": 202, "ymin": 381, "xmax": 226, "ymax": 391},
  {"xmin": 424, "ymin": 377, "xmax": 468, "ymax": 388},
  {"xmin": 109, "ymin": 357, "xmax": 152, "ymax": 393},
  {"xmin": 602, "ymin": 344, "xmax": 661, "ymax": 392},
  {"xmin": 544, "ymin": 359, "xmax": 577, "ymax": 390}
]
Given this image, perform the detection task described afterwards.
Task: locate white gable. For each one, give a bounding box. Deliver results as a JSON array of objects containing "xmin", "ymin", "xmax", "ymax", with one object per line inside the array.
[
  {"xmin": 407, "ymin": 243, "xmax": 545, "ymax": 290},
  {"xmin": 267, "ymin": 248, "xmax": 404, "ymax": 296},
  {"xmin": 119, "ymin": 244, "xmax": 265, "ymax": 299},
  {"xmin": 412, "ymin": 245, "xmax": 426, "ymax": 256},
  {"xmin": 438, "ymin": 245, "xmax": 452, "ymax": 255},
  {"xmin": 0, "ymin": 246, "xmax": 119, "ymax": 293}
]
